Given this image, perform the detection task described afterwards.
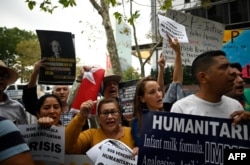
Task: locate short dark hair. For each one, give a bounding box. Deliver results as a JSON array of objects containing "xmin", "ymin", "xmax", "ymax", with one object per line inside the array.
[
  {"xmin": 191, "ymin": 50, "xmax": 226, "ymax": 82},
  {"xmin": 230, "ymin": 62, "xmax": 242, "ymax": 72},
  {"xmin": 35, "ymin": 94, "xmax": 62, "ymax": 114}
]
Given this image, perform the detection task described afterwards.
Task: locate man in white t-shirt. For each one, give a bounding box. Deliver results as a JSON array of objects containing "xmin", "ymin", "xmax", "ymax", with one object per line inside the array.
[{"xmin": 170, "ymin": 50, "xmax": 250, "ymax": 125}]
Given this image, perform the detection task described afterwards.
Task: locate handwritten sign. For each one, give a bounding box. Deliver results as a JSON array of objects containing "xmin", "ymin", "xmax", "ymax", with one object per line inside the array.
[
  {"xmin": 163, "ymin": 9, "xmax": 225, "ymax": 66},
  {"xmin": 158, "ymin": 14, "xmax": 188, "ymax": 43},
  {"xmin": 138, "ymin": 110, "xmax": 250, "ymax": 165},
  {"xmin": 18, "ymin": 124, "xmax": 65, "ymax": 164},
  {"xmin": 222, "ymin": 30, "xmax": 250, "ymax": 78}
]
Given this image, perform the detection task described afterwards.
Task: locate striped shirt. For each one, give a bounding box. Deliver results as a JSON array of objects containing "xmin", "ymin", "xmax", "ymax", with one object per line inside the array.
[{"xmin": 0, "ymin": 116, "xmax": 30, "ymax": 161}]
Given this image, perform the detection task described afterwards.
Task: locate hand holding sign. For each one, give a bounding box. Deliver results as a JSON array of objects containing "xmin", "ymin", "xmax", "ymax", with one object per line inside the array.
[
  {"xmin": 158, "ymin": 14, "xmax": 189, "ymax": 43},
  {"xmin": 86, "ymin": 139, "xmax": 138, "ymax": 165},
  {"xmin": 167, "ymin": 33, "xmax": 181, "ymax": 54}
]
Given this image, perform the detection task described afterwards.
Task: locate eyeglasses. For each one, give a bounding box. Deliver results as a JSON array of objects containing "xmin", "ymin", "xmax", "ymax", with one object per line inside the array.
[
  {"xmin": 100, "ymin": 110, "xmax": 119, "ymax": 117},
  {"xmin": 0, "ymin": 72, "xmax": 9, "ymax": 79}
]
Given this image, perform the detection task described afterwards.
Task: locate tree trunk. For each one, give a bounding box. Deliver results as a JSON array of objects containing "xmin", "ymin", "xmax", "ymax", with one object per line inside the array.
[
  {"xmin": 89, "ymin": 0, "xmax": 122, "ymax": 76},
  {"xmin": 129, "ymin": 0, "xmax": 145, "ymax": 77}
]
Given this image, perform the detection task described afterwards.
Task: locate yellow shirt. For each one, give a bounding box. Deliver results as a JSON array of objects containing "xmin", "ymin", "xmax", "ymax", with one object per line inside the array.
[{"xmin": 65, "ymin": 114, "xmax": 135, "ymax": 154}]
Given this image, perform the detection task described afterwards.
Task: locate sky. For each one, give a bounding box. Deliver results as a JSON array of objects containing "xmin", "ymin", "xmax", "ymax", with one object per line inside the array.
[{"xmin": 0, "ymin": 0, "xmax": 152, "ymax": 72}]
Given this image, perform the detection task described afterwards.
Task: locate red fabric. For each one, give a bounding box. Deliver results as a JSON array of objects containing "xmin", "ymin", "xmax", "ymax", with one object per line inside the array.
[
  {"xmin": 242, "ymin": 65, "xmax": 250, "ymax": 78},
  {"xmin": 70, "ymin": 67, "xmax": 105, "ymax": 114}
]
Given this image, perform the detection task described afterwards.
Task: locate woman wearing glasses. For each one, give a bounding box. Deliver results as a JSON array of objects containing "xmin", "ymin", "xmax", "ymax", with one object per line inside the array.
[{"xmin": 65, "ymin": 98, "xmax": 138, "ymax": 155}]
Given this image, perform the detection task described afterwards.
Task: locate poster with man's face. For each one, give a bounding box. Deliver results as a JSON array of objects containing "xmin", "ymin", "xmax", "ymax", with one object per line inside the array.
[{"xmin": 36, "ymin": 30, "xmax": 76, "ymax": 85}]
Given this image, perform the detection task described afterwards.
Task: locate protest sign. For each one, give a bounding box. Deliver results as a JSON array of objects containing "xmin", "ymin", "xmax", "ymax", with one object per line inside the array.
[
  {"xmin": 162, "ymin": 9, "xmax": 225, "ymax": 66},
  {"xmin": 138, "ymin": 110, "xmax": 250, "ymax": 165},
  {"xmin": 18, "ymin": 124, "xmax": 65, "ymax": 164},
  {"xmin": 118, "ymin": 79, "xmax": 139, "ymax": 122},
  {"xmin": 158, "ymin": 14, "xmax": 188, "ymax": 43},
  {"xmin": 222, "ymin": 29, "xmax": 250, "ymax": 78},
  {"xmin": 36, "ymin": 30, "xmax": 76, "ymax": 85},
  {"xmin": 86, "ymin": 139, "xmax": 137, "ymax": 165}
]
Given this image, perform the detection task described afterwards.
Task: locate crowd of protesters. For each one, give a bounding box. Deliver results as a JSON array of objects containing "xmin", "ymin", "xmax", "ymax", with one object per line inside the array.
[{"xmin": 1, "ymin": 35, "xmax": 250, "ymax": 164}]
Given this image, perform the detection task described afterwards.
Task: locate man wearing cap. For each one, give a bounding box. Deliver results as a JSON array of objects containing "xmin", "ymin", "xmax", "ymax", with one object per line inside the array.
[{"xmin": 0, "ymin": 60, "xmax": 28, "ymax": 124}]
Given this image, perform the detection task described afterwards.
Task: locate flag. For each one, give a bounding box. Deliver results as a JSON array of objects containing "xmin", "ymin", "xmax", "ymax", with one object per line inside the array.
[{"xmin": 70, "ymin": 67, "xmax": 105, "ymax": 114}]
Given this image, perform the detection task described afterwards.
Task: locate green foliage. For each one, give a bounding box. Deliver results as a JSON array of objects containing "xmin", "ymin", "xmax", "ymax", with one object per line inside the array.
[
  {"xmin": 182, "ymin": 65, "xmax": 195, "ymax": 85},
  {"xmin": 151, "ymin": 65, "xmax": 196, "ymax": 85},
  {"xmin": 25, "ymin": 0, "xmax": 78, "ymax": 13},
  {"xmin": 127, "ymin": 10, "xmax": 140, "ymax": 25},
  {"xmin": 122, "ymin": 67, "xmax": 141, "ymax": 81},
  {"xmin": 201, "ymin": 0, "xmax": 212, "ymax": 9},
  {"xmin": 59, "ymin": 0, "xmax": 76, "ymax": 7},
  {"xmin": 26, "ymin": 0, "xmax": 36, "ymax": 10},
  {"xmin": 113, "ymin": 12, "xmax": 123, "ymax": 24},
  {"xmin": 15, "ymin": 39, "xmax": 40, "ymax": 82},
  {"xmin": 108, "ymin": 0, "xmax": 117, "ymax": 7},
  {"xmin": 0, "ymin": 27, "xmax": 37, "ymax": 67},
  {"xmin": 164, "ymin": 65, "xmax": 173, "ymax": 84},
  {"xmin": 160, "ymin": 0, "xmax": 172, "ymax": 11}
]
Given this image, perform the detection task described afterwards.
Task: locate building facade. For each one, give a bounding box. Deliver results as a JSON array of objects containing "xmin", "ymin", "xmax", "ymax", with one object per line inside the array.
[{"xmin": 172, "ymin": 0, "xmax": 250, "ymax": 29}]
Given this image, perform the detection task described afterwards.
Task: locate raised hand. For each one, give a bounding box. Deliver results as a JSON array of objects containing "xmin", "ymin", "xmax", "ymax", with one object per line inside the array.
[
  {"xmin": 79, "ymin": 100, "xmax": 97, "ymax": 118},
  {"xmin": 167, "ymin": 34, "xmax": 180, "ymax": 53}
]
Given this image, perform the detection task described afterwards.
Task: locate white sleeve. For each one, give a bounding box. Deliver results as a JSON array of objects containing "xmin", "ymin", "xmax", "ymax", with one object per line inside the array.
[{"xmin": 170, "ymin": 101, "xmax": 183, "ymax": 113}]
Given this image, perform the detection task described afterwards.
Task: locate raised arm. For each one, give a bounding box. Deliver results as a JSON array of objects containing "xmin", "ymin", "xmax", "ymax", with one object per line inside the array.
[
  {"xmin": 65, "ymin": 100, "xmax": 96, "ymax": 154},
  {"xmin": 27, "ymin": 59, "xmax": 47, "ymax": 88},
  {"xmin": 22, "ymin": 59, "xmax": 47, "ymax": 116},
  {"xmin": 168, "ymin": 35, "xmax": 182, "ymax": 83},
  {"xmin": 162, "ymin": 35, "xmax": 184, "ymax": 110},
  {"xmin": 157, "ymin": 54, "xmax": 166, "ymax": 92}
]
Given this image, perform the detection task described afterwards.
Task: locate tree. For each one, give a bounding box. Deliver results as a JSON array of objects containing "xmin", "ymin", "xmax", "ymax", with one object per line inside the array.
[
  {"xmin": 15, "ymin": 39, "xmax": 40, "ymax": 82},
  {"xmin": 26, "ymin": 0, "xmax": 123, "ymax": 77},
  {"xmin": 122, "ymin": 67, "xmax": 140, "ymax": 81},
  {"xmin": 114, "ymin": 0, "xmax": 172, "ymax": 77},
  {"xmin": 0, "ymin": 27, "xmax": 37, "ymax": 67},
  {"xmin": 25, "ymin": 0, "xmax": 174, "ymax": 78}
]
